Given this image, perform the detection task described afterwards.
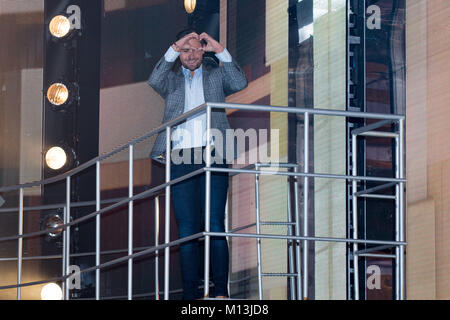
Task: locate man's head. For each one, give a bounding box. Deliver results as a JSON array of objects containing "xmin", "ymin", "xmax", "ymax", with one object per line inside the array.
[
  {"xmin": 175, "ymin": 28, "xmax": 204, "ymax": 71},
  {"xmin": 179, "ymin": 37, "xmax": 204, "ymax": 71}
]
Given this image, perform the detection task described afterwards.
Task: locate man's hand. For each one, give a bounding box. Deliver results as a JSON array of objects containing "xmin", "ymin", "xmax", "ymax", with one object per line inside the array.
[
  {"xmin": 173, "ymin": 32, "xmax": 199, "ymax": 52},
  {"xmin": 199, "ymin": 32, "xmax": 224, "ymax": 54}
]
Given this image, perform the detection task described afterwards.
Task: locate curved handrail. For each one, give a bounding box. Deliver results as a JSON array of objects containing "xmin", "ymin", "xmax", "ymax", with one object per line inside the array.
[
  {"xmin": 0, "ymin": 102, "xmax": 404, "ymax": 193},
  {"xmin": 0, "ymin": 103, "xmax": 207, "ymax": 193},
  {"xmin": 0, "ymin": 168, "xmax": 204, "ymax": 243}
]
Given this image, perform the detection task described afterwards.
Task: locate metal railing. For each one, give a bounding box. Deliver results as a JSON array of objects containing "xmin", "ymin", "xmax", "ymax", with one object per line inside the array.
[{"xmin": 0, "ymin": 102, "xmax": 406, "ymax": 300}]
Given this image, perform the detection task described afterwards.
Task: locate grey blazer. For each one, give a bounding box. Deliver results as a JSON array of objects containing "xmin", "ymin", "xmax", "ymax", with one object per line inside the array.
[{"xmin": 148, "ymin": 54, "xmax": 248, "ymax": 162}]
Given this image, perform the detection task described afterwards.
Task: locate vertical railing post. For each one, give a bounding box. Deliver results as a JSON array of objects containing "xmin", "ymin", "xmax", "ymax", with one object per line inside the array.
[
  {"xmin": 95, "ymin": 161, "xmax": 101, "ymax": 300},
  {"xmin": 65, "ymin": 176, "xmax": 71, "ymax": 300},
  {"xmin": 351, "ymin": 133, "xmax": 359, "ymax": 300},
  {"xmin": 302, "ymin": 112, "xmax": 309, "ymax": 300},
  {"xmin": 395, "ymin": 131, "xmax": 400, "ymax": 300},
  {"xmin": 164, "ymin": 126, "xmax": 171, "ymax": 300},
  {"xmin": 225, "ymin": 194, "xmax": 230, "ymax": 297},
  {"xmin": 286, "ymin": 173, "xmax": 296, "ymax": 300},
  {"xmin": 17, "ymin": 188, "xmax": 24, "ymax": 300},
  {"xmin": 204, "ymin": 104, "xmax": 212, "ymax": 298},
  {"xmin": 398, "ymin": 119, "xmax": 405, "ymax": 300},
  {"xmin": 128, "ymin": 145, "xmax": 134, "ymax": 300},
  {"xmin": 395, "ymin": 118, "xmax": 405, "ymax": 300},
  {"xmin": 254, "ymin": 163, "xmax": 263, "ymax": 300},
  {"xmin": 293, "ymin": 166, "xmax": 302, "ymax": 299},
  {"xmin": 62, "ymin": 206, "xmax": 67, "ymax": 298},
  {"xmin": 155, "ymin": 195, "xmax": 160, "ymax": 300}
]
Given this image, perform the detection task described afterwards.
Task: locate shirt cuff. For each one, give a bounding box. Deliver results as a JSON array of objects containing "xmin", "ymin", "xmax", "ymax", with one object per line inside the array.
[
  {"xmin": 164, "ymin": 46, "xmax": 180, "ymax": 62},
  {"xmin": 215, "ymin": 48, "xmax": 232, "ymax": 63}
]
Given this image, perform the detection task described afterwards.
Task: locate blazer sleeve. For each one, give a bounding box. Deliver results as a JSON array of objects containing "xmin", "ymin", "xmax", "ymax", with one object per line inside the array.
[
  {"xmin": 220, "ymin": 59, "xmax": 248, "ymax": 96},
  {"xmin": 148, "ymin": 56, "xmax": 175, "ymax": 99}
]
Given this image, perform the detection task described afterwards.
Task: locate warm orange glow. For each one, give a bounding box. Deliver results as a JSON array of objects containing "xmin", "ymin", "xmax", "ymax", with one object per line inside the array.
[
  {"xmin": 49, "ymin": 15, "xmax": 71, "ymax": 38},
  {"xmin": 184, "ymin": 0, "xmax": 196, "ymax": 14},
  {"xmin": 47, "ymin": 83, "xmax": 69, "ymax": 106}
]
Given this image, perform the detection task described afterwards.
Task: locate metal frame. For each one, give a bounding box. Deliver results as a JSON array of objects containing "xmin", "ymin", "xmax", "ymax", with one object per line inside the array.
[{"xmin": 0, "ymin": 102, "xmax": 406, "ymax": 300}]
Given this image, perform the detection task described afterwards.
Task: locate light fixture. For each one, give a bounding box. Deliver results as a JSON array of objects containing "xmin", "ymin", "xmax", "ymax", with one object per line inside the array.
[
  {"xmin": 44, "ymin": 145, "xmax": 76, "ymax": 172},
  {"xmin": 45, "ymin": 146, "xmax": 68, "ymax": 170},
  {"xmin": 43, "ymin": 213, "xmax": 64, "ymax": 238},
  {"xmin": 41, "ymin": 283, "xmax": 63, "ymax": 300},
  {"xmin": 184, "ymin": 0, "xmax": 196, "ymax": 14},
  {"xmin": 46, "ymin": 82, "xmax": 79, "ymax": 111},
  {"xmin": 49, "ymin": 15, "xmax": 71, "ymax": 38},
  {"xmin": 47, "ymin": 83, "xmax": 69, "ymax": 106}
]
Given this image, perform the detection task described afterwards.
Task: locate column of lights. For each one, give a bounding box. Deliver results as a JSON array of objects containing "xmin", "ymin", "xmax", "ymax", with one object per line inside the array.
[{"xmin": 44, "ymin": 9, "xmax": 81, "ymax": 172}]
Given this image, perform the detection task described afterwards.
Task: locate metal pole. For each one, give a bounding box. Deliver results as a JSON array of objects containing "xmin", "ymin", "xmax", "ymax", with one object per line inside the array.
[
  {"xmin": 155, "ymin": 196, "xmax": 160, "ymax": 300},
  {"xmin": 286, "ymin": 174, "xmax": 296, "ymax": 300},
  {"xmin": 303, "ymin": 112, "xmax": 309, "ymax": 300},
  {"xmin": 293, "ymin": 167, "xmax": 302, "ymax": 299},
  {"xmin": 395, "ymin": 119, "xmax": 405, "ymax": 300},
  {"xmin": 204, "ymin": 105, "xmax": 212, "ymax": 298},
  {"xmin": 255, "ymin": 164, "xmax": 263, "ymax": 300},
  {"xmin": 206, "ymin": 166, "xmax": 405, "ymax": 183},
  {"xmin": 65, "ymin": 176, "xmax": 71, "ymax": 300},
  {"xmin": 62, "ymin": 206, "xmax": 66, "ymax": 298},
  {"xmin": 164, "ymin": 126, "xmax": 171, "ymax": 300},
  {"xmin": 225, "ymin": 194, "xmax": 231, "ymax": 297},
  {"xmin": 395, "ymin": 132, "xmax": 400, "ymax": 300},
  {"xmin": 17, "ymin": 188, "xmax": 24, "ymax": 300},
  {"xmin": 352, "ymin": 133, "xmax": 359, "ymax": 300},
  {"xmin": 128, "ymin": 145, "xmax": 134, "ymax": 300},
  {"xmin": 398, "ymin": 119, "xmax": 405, "ymax": 300},
  {"xmin": 95, "ymin": 161, "xmax": 101, "ymax": 300}
]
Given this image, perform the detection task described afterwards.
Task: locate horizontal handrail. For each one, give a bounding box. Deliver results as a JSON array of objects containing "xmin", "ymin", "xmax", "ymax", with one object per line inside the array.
[
  {"xmin": 0, "ymin": 104, "xmax": 206, "ymax": 193},
  {"xmin": 0, "ymin": 232, "xmax": 205, "ymax": 291},
  {"xmin": 0, "ymin": 165, "xmax": 405, "ymax": 244},
  {"xmin": 0, "ymin": 168, "xmax": 204, "ymax": 243},
  {"xmin": 0, "ymin": 195, "xmax": 163, "ymax": 214},
  {"xmin": 208, "ymin": 102, "xmax": 405, "ymax": 120},
  {"xmin": 0, "ymin": 221, "xmax": 258, "ymax": 262},
  {"xmin": 0, "ymin": 102, "xmax": 404, "ymax": 193},
  {"xmin": 0, "ymin": 229, "xmax": 407, "ymax": 291}
]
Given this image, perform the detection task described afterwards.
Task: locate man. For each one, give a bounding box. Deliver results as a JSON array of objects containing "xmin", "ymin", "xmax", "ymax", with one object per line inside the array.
[{"xmin": 148, "ymin": 29, "xmax": 247, "ymax": 299}]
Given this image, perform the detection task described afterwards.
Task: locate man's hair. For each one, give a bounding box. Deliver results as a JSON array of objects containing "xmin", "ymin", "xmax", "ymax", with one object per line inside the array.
[{"xmin": 175, "ymin": 27, "xmax": 198, "ymax": 41}]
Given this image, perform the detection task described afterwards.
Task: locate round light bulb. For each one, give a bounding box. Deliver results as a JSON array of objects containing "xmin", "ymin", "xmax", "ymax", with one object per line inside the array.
[
  {"xmin": 41, "ymin": 283, "xmax": 63, "ymax": 300},
  {"xmin": 47, "ymin": 83, "xmax": 69, "ymax": 106},
  {"xmin": 49, "ymin": 15, "xmax": 71, "ymax": 38},
  {"xmin": 184, "ymin": 0, "xmax": 196, "ymax": 14},
  {"xmin": 45, "ymin": 147, "xmax": 68, "ymax": 170}
]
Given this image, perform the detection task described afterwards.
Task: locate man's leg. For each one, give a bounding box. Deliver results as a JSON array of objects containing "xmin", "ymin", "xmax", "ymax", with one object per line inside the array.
[
  {"xmin": 201, "ymin": 163, "xmax": 230, "ymax": 297},
  {"xmin": 171, "ymin": 161, "xmax": 203, "ymax": 299}
]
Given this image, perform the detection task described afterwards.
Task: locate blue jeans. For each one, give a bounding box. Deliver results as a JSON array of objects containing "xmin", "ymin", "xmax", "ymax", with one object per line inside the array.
[{"xmin": 170, "ymin": 148, "xmax": 229, "ymax": 299}]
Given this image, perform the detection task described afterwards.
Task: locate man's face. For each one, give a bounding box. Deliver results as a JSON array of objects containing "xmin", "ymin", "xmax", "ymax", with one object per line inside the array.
[{"xmin": 179, "ymin": 38, "xmax": 204, "ymax": 71}]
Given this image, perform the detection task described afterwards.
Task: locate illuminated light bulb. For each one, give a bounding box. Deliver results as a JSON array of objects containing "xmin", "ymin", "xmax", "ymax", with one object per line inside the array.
[
  {"xmin": 45, "ymin": 147, "xmax": 68, "ymax": 170},
  {"xmin": 47, "ymin": 83, "xmax": 69, "ymax": 106},
  {"xmin": 184, "ymin": 0, "xmax": 196, "ymax": 14},
  {"xmin": 49, "ymin": 15, "xmax": 71, "ymax": 38},
  {"xmin": 41, "ymin": 283, "xmax": 63, "ymax": 300}
]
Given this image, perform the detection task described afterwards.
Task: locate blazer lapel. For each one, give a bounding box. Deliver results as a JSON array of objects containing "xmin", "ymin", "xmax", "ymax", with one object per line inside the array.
[
  {"xmin": 174, "ymin": 70, "xmax": 185, "ymax": 118},
  {"xmin": 202, "ymin": 65, "xmax": 211, "ymax": 103}
]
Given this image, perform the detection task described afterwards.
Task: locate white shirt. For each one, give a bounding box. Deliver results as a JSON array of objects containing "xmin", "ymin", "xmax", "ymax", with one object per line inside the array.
[{"xmin": 164, "ymin": 46, "xmax": 232, "ymax": 150}]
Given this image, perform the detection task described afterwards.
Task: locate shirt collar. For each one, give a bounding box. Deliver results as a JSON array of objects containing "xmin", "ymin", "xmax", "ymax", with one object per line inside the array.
[{"xmin": 181, "ymin": 64, "xmax": 203, "ymax": 78}]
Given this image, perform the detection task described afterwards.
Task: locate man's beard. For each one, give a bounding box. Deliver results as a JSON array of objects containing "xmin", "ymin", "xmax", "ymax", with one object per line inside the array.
[{"xmin": 182, "ymin": 59, "xmax": 202, "ymax": 71}]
